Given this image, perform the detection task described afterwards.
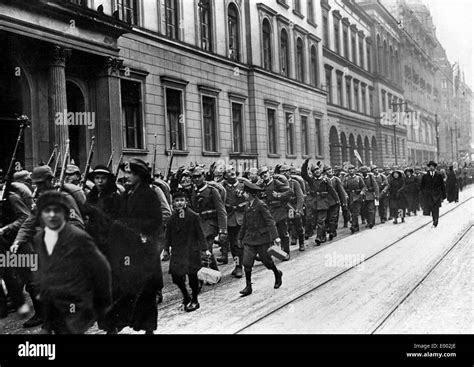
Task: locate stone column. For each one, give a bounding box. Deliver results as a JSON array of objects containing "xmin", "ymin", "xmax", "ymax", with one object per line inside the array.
[
  {"xmin": 95, "ymin": 57, "xmax": 123, "ymax": 167},
  {"xmin": 48, "ymin": 45, "xmax": 71, "ymax": 158}
]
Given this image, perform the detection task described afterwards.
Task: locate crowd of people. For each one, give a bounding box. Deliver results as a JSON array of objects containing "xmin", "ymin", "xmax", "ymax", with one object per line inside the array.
[{"xmin": 0, "ymin": 156, "xmax": 471, "ymax": 334}]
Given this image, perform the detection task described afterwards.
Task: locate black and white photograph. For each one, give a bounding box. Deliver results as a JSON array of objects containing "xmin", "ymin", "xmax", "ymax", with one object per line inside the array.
[{"xmin": 0, "ymin": 0, "xmax": 472, "ymax": 364}]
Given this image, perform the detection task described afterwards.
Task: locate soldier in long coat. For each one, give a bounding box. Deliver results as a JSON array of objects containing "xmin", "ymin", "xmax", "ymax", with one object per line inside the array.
[
  {"xmin": 302, "ymin": 159, "xmax": 339, "ymax": 245},
  {"xmin": 238, "ymin": 181, "xmax": 283, "ymax": 297},
  {"xmin": 420, "ymin": 161, "xmax": 446, "ymax": 228},
  {"xmin": 166, "ymin": 191, "xmax": 208, "ymax": 312},
  {"xmin": 219, "ymin": 166, "xmax": 246, "ymax": 277},
  {"xmin": 324, "ymin": 166, "xmax": 347, "ymax": 240},
  {"xmin": 190, "ymin": 166, "xmax": 228, "ymax": 271},
  {"xmin": 446, "ymin": 166, "xmax": 459, "ymax": 203},
  {"xmin": 372, "ymin": 166, "xmax": 389, "ymax": 223},
  {"xmin": 342, "ymin": 165, "xmax": 367, "ymax": 234},
  {"xmin": 258, "ymin": 167, "xmax": 293, "ymax": 258},
  {"xmin": 102, "ymin": 158, "xmax": 162, "ymax": 334},
  {"xmin": 359, "ymin": 166, "xmax": 379, "ymax": 229}
]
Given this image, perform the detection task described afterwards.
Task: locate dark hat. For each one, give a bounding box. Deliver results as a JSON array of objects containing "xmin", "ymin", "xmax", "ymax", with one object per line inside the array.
[
  {"xmin": 243, "ymin": 180, "xmax": 263, "ymax": 194},
  {"xmin": 172, "ymin": 190, "xmax": 187, "ymax": 200},
  {"xmin": 128, "ymin": 158, "xmax": 151, "ymax": 181},
  {"xmin": 427, "ymin": 160, "xmax": 437, "ymax": 167},
  {"xmin": 65, "ymin": 164, "xmax": 81, "ymax": 175},
  {"xmin": 360, "ymin": 166, "xmax": 369, "ymax": 173},
  {"xmin": 31, "ymin": 166, "xmax": 54, "ymax": 183},
  {"xmin": 404, "ymin": 167, "xmax": 414, "ymax": 173},
  {"xmin": 36, "ymin": 190, "xmax": 70, "ymax": 214},
  {"xmin": 87, "ymin": 165, "xmax": 114, "ymax": 181}
]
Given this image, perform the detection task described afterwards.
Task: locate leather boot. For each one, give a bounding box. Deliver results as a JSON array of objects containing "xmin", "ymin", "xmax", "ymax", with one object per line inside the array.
[
  {"xmin": 274, "ymin": 270, "xmax": 283, "ymax": 289},
  {"xmin": 231, "ymin": 266, "xmax": 243, "ymax": 278},
  {"xmin": 240, "ymin": 271, "xmax": 252, "ymax": 296},
  {"xmin": 298, "ymin": 235, "xmax": 305, "ymax": 251}
]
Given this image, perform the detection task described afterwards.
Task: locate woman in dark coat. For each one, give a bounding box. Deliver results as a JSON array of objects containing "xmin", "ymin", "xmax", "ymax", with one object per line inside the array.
[
  {"xmin": 102, "ymin": 158, "xmax": 162, "ymax": 334},
  {"xmin": 404, "ymin": 168, "xmax": 419, "ymax": 215},
  {"xmin": 166, "ymin": 191, "xmax": 208, "ymax": 312},
  {"xmin": 388, "ymin": 170, "xmax": 407, "ymax": 224},
  {"xmin": 446, "ymin": 166, "xmax": 459, "ymax": 203}
]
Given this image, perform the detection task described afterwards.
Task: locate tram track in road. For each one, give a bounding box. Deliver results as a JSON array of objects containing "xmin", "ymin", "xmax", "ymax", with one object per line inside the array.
[
  {"xmin": 369, "ymin": 224, "xmax": 473, "ymax": 334},
  {"xmin": 232, "ymin": 196, "xmax": 473, "ymax": 334},
  {"xmin": 158, "ymin": 194, "xmax": 472, "ymax": 315}
]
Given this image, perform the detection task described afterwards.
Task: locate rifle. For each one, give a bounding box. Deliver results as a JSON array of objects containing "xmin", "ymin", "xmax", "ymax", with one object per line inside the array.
[
  {"xmin": 0, "ymin": 115, "xmax": 31, "ymax": 221},
  {"xmin": 114, "ymin": 152, "xmax": 124, "ymax": 183},
  {"xmin": 46, "ymin": 144, "xmax": 58, "ymax": 167},
  {"xmin": 80, "ymin": 136, "xmax": 95, "ymax": 188},
  {"xmin": 165, "ymin": 142, "xmax": 176, "ymax": 182},
  {"xmin": 107, "ymin": 149, "xmax": 115, "ymax": 170},
  {"xmin": 151, "ymin": 134, "xmax": 157, "ymax": 178},
  {"xmin": 57, "ymin": 139, "xmax": 70, "ymax": 191}
]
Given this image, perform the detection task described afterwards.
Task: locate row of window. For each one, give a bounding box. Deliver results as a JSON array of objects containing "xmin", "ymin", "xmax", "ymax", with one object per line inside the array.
[
  {"xmin": 267, "ymin": 107, "xmax": 323, "ymax": 157},
  {"xmin": 113, "ymin": 0, "xmax": 243, "ymax": 62},
  {"xmin": 321, "ymin": 8, "xmax": 372, "ymax": 72},
  {"xmin": 120, "ymin": 78, "xmax": 246, "ymax": 154},
  {"xmin": 325, "ymin": 66, "xmax": 374, "ymax": 116},
  {"xmin": 277, "ymin": 0, "xmax": 316, "ymax": 24},
  {"xmin": 261, "ymin": 18, "xmax": 320, "ymax": 87}
]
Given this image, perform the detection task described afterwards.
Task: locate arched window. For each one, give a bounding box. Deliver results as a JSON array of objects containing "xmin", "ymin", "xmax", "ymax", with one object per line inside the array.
[
  {"xmin": 280, "ymin": 28, "xmax": 289, "ymax": 76},
  {"xmin": 228, "ymin": 3, "xmax": 240, "ymax": 61},
  {"xmin": 349, "ymin": 134, "xmax": 356, "ymax": 165},
  {"xmin": 262, "ymin": 18, "xmax": 272, "ymax": 71},
  {"xmin": 296, "ymin": 37, "xmax": 305, "ymax": 82},
  {"xmin": 371, "ymin": 136, "xmax": 377, "ymax": 165},
  {"xmin": 395, "ymin": 50, "xmax": 400, "ymax": 80},
  {"xmin": 357, "ymin": 135, "xmax": 364, "ymax": 164},
  {"xmin": 364, "ymin": 136, "xmax": 371, "ymax": 165},
  {"xmin": 341, "ymin": 132, "xmax": 348, "ymax": 163},
  {"xmin": 329, "ymin": 126, "xmax": 340, "ymax": 166},
  {"xmin": 310, "ymin": 45, "xmax": 318, "ymax": 87},
  {"xmin": 383, "ymin": 40, "xmax": 388, "ymax": 76}
]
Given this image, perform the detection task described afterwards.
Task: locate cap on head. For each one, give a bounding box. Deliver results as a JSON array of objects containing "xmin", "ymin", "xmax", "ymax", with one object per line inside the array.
[
  {"xmin": 323, "ymin": 165, "xmax": 332, "ymax": 173},
  {"xmin": 360, "ymin": 166, "xmax": 369, "ymax": 173},
  {"xmin": 192, "ymin": 166, "xmax": 205, "ymax": 176},
  {"xmin": 128, "ymin": 158, "xmax": 151, "ymax": 181},
  {"xmin": 172, "ymin": 190, "xmax": 187, "ymax": 200},
  {"xmin": 243, "ymin": 180, "xmax": 263, "ymax": 194},
  {"xmin": 31, "ymin": 166, "xmax": 54, "ymax": 184},
  {"xmin": 13, "ymin": 170, "xmax": 31, "ymax": 182},
  {"xmin": 87, "ymin": 165, "xmax": 113, "ymax": 181},
  {"xmin": 279, "ymin": 164, "xmax": 290, "ymax": 173},
  {"xmin": 257, "ymin": 166, "xmax": 269, "ymax": 176},
  {"xmin": 427, "ymin": 160, "xmax": 437, "ymax": 168},
  {"xmin": 348, "ymin": 164, "xmax": 355, "ymax": 170},
  {"xmin": 65, "ymin": 164, "xmax": 81, "ymax": 175}
]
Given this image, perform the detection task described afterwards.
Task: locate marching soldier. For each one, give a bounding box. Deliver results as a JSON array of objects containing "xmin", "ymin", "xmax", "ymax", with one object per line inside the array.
[
  {"xmin": 324, "ymin": 165, "xmax": 347, "ymax": 240},
  {"xmin": 301, "ymin": 159, "xmax": 339, "ymax": 245},
  {"xmin": 371, "ymin": 166, "xmax": 389, "ymax": 223},
  {"xmin": 342, "ymin": 165, "xmax": 367, "ymax": 234},
  {"xmin": 279, "ymin": 165, "xmax": 305, "ymax": 252},
  {"xmin": 258, "ymin": 166, "xmax": 292, "ymax": 259},
  {"xmin": 190, "ymin": 166, "xmax": 228, "ymax": 271},
  {"xmin": 359, "ymin": 166, "xmax": 379, "ymax": 229},
  {"xmin": 64, "ymin": 164, "xmax": 82, "ymax": 186},
  {"xmin": 219, "ymin": 165, "xmax": 246, "ymax": 278},
  {"xmin": 334, "ymin": 166, "xmax": 351, "ymax": 228},
  {"xmin": 238, "ymin": 181, "xmax": 283, "ymax": 297}
]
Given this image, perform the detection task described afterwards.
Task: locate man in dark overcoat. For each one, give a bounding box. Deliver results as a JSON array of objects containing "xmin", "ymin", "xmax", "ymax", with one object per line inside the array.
[
  {"xmin": 342, "ymin": 165, "xmax": 367, "ymax": 234},
  {"xmin": 238, "ymin": 181, "xmax": 283, "ymax": 297},
  {"xmin": 32, "ymin": 191, "xmax": 112, "ymax": 334},
  {"xmin": 166, "ymin": 191, "xmax": 208, "ymax": 312},
  {"xmin": 420, "ymin": 161, "xmax": 446, "ymax": 228}
]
